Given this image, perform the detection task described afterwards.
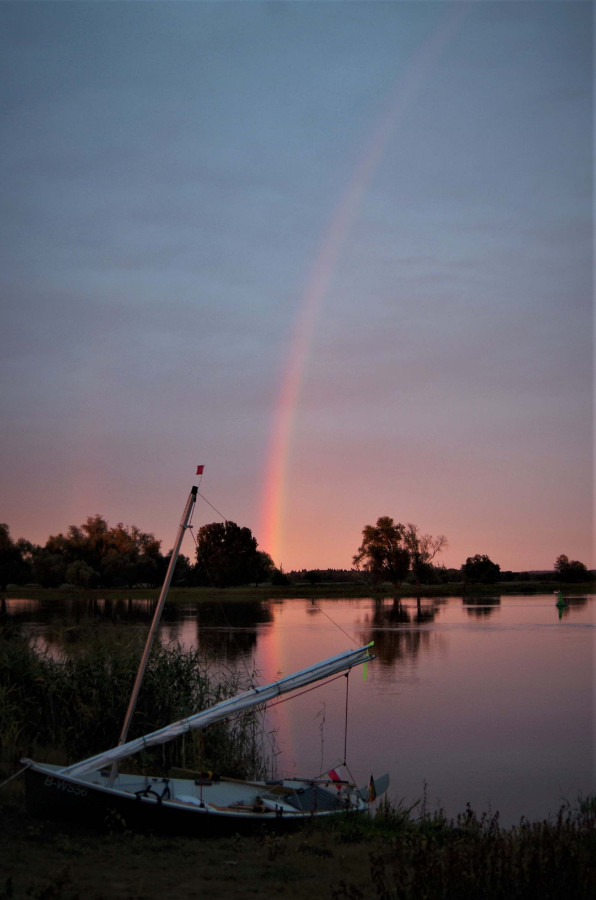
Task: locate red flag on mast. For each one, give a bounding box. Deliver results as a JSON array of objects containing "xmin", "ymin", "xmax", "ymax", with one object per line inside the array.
[{"xmin": 196, "ymin": 465, "xmax": 204, "ymax": 475}]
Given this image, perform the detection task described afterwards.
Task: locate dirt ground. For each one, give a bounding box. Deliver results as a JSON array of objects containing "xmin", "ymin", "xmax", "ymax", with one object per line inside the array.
[{"xmin": 0, "ymin": 790, "xmax": 377, "ymax": 899}]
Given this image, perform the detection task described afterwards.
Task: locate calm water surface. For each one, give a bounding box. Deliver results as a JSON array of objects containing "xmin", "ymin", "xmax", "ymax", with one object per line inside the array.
[{"xmin": 6, "ymin": 593, "xmax": 594, "ymax": 826}]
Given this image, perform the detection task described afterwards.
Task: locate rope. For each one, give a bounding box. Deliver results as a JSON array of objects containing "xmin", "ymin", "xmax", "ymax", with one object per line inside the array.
[
  {"xmin": 188, "ymin": 491, "xmax": 264, "ymax": 695},
  {"xmin": 0, "ymin": 762, "xmax": 31, "ymax": 790},
  {"xmin": 266, "ymin": 671, "xmax": 347, "ymax": 709},
  {"xmin": 187, "ymin": 492, "xmax": 228, "ymax": 593},
  {"xmin": 313, "ymin": 605, "xmax": 359, "ymax": 645},
  {"xmin": 186, "ymin": 506, "xmax": 218, "ymax": 590},
  {"xmin": 197, "ymin": 491, "xmax": 228, "ymax": 522},
  {"xmin": 343, "ymin": 672, "xmax": 350, "ymax": 765},
  {"xmin": 186, "ymin": 490, "xmax": 362, "ymax": 783}
]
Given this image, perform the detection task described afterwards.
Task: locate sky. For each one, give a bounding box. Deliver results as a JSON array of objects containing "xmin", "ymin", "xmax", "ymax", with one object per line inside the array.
[{"xmin": 1, "ymin": 1, "xmax": 593, "ymax": 574}]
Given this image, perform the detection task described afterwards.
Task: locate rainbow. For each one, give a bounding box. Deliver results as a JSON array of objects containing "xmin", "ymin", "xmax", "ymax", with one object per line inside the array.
[{"xmin": 259, "ymin": 6, "xmax": 466, "ymax": 566}]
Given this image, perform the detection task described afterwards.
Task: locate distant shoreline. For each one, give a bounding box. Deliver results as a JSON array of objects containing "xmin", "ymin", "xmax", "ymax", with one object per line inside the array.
[{"xmin": 3, "ymin": 581, "xmax": 595, "ymax": 603}]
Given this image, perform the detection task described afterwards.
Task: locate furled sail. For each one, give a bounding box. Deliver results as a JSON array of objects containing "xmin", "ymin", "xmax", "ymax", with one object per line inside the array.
[{"xmin": 63, "ymin": 643, "xmax": 374, "ymax": 778}]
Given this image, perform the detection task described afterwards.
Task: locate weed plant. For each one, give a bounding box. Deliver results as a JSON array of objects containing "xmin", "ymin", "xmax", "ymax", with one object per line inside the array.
[
  {"xmin": 325, "ymin": 798, "xmax": 596, "ymax": 900},
  {"xmin": 0, "ymin": 625, "xmax": 265, "ymax": 779}
]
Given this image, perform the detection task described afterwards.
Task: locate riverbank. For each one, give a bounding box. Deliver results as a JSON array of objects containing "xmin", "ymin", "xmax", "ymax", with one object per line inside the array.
[
  {"xmin": 3, "ymin": 581, "xmax": 595, "ymax": 604},
  {"xmin": 1, "ymin": 781, "xmax": 594, "ymax": 899}
]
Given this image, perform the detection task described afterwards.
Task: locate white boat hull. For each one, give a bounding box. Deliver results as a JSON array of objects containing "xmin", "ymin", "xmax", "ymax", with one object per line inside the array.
[{"xmin": 23, "ymin": 760, "xmax": 373, "ymax": 835}]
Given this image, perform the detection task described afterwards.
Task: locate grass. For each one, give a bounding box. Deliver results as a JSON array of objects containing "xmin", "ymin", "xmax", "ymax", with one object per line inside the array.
[
  {"xmin": 4, "ymin": 581, "xmax": 596, "ymax": 604},
  {"xmin": 5, "ymin": 581, "xmax": 595, "ymax": 603},
  {"xmin": 0, "ymin": 782, "xmax": 594, "ymax": 899}
]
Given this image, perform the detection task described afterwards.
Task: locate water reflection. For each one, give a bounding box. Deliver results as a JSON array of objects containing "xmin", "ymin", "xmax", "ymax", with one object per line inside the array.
[
  {"xmin": 370, "ymin": 624, "xmax": 434, "ymax": 668},
  {"xmin": 1, "ymin": 595, "xmax": 273, "ymax": 661},
  {"xmin": 2, "ymin": 592, "xmax": 590, "ymax": 645},
  {"xmin": 555, "ymin": 595, "xmax": 588, "ymax": 621},
  {"xmin": 161, "ymin": 599, "xmax": 272, "ymax": 660},
  {"xmin": 363, "ymin": 598, "xmax": 443, "ymax": 667},
  {"xmin": 463, "ymin": 596, "xmax": 501, "ymax": 617},
  {"xmin": 2, "ymin": 592, "xmax": 593, "ymax": 825}
]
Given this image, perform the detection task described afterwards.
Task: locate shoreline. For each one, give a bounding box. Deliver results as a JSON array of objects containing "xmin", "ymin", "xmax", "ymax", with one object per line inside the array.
[{"xmin": 3, "ymin": 581, "xmax": 595, "ymax": 603}]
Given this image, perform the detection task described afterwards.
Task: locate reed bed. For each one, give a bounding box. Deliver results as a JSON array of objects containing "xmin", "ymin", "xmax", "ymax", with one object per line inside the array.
[
  {"xmin": 0, "ymin": 624, "xmax": 266, "ymax": 779},
  {"xmin": 326, "ymin": 798, "xmax": 596, "ymax": 899}
]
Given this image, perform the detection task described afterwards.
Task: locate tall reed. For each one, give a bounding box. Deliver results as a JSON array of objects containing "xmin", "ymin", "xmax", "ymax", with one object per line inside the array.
[
  {"xmin": 328, "ymin": 799, "xmax": 596, "ymax": 900},
  {"xmin": 0, "ymin": 625, "xmax": 266, "ymax": 779}
]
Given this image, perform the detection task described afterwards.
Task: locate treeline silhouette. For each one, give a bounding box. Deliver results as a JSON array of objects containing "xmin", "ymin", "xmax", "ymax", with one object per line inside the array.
[
  {"xmin": 0, "ymin": 520, "xmax": 592, "ymax": 591},
  {"xmin": 0, "ymin": 517, "xmax": 273, "ymax": 590},
  {"xmin": 0, "ymin": 518, "xmax": 177, "ymax": 590}
]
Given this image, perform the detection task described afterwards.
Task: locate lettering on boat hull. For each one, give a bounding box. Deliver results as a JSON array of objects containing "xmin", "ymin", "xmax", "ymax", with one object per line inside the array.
[{"xmin": 43, "ymin": 775, "xmax": 88, "ymax": 797}]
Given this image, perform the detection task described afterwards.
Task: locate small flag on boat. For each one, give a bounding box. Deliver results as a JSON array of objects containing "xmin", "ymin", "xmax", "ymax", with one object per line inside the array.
[
  {"xmin": 327, "ymin": 768, "xmax": 342, "ymax": 789},
  {"xmin": 196, "ymin": 465, "xmax": 204, "ymax": 475},
  {"xmin": 368, "ymin": 775, "xmax": 377, "ymax": 802}
]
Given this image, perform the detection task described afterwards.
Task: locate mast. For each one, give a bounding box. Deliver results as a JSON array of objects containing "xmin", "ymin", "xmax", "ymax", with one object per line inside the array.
[{"xmin": 108, "ymin": 484, "xmax": 197, "ymax": 785}]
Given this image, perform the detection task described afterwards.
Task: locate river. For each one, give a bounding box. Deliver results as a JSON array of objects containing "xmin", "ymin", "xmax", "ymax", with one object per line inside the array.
[{"xmin": 4, "ymin": 591, "xmax": 594, "ymax": 826}]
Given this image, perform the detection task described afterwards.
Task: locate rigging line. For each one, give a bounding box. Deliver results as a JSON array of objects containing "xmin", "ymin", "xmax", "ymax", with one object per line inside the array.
[
  {"xmin": 199, "ymin": 670, "xmax": 348, "ymax": 721},
  {"xmin": 186, "ymin": 504, "xmax": 219, "ymax": 590},
  {"xmin": 343, "ymin": 672, "xmax": 349, "ymax": 766},
  {"xmin": 185, "ymin": 524, "xmax": 216, "ymax": 588},
  {"xmin": 265, "ymin": 671, "xmax": 347, "ymax": 710},
  {"xmin": 188, "ymin": 495, "xmax": 260, "ymax": 689},
  {"xmin": 342, "ymin": 758, "xmax": 359, "ymax": 792},
  {"xmin": 0, "ymin": 762, "xmax": 31, "ymax": 790},
  {"xmin": 192, "ymin": 489, "xmax": 273, "ymax": 692},
  {"xmin": 191, "ymin": 490, "xmax": 240, "ymax": 593},
  {"xmin": 198, "ymin": 491, "xmax": 228, "ymax": 522},
  {"xmin": 313, "ymin": 605, "xmax": 359, "ymax": 646}
]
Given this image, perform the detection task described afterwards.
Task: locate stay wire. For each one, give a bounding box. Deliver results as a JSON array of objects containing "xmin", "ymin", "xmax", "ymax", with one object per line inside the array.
[
  {"xmin": 266, "ymin": 672, "xmax": 356, "ymax": 782},
  {"xmin": 187, "ymin": 490, "xmax": 232, "ymax": 592},
  {"xmin": 185, "ymin": 496, "xmax": 218, "ymax": 592},
  {"xmin": 266, "ymin": 671, "xmax": 346, "ymax": 710},
  {"xmin": 308, "ymin": 608, "xmax": 361, "ymax": 776},
  {"xmin": 0, "ymin": 762, "xmax": 31, "ymax": 790},
  {"xmin": 186, "ymin": 491, "xmax": 361, "ymax": 776},
  {"xmin": 198, "ymin": 491, "xmax": 228, "ymax": 522},
  {"xmin": 343, "ymin": 671, "xmax": 350, "ymax": 766},
  {"xmin": 313, "ymin": 605, "xmax": 359, "ymax": 646},
  {"xmin": 187, "ymin": 491, "xmax": 259, "ymax": 691}
]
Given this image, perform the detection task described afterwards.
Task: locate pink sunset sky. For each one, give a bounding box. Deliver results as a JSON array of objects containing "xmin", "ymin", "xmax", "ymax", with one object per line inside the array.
[{"xmin": 1, "ymin": 3, "xmax": 593, "ymax": 574}]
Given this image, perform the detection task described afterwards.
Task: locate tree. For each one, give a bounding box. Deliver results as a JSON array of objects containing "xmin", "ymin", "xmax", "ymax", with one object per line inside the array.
[
  {"xmin": 65, "ymin": 559, "xmax": 97, "ymax": 589},
  {"xmin": 353, "ymin": 517, "xmax": 411, "ymax": 587},
  {"xmin": 31, "ymin": 516, "xmax": 164, "ymax": 588},
  {"xmin": 195, "ymin": 521, "xmax": 263, "ymax": 587},
  {"xmin": 461, "ymin": 554, "xmax": 501, "ymax": 584},
  {"xmin": 403, "ymin": 523, "xmax": 448, "ymax": 585},
  {"xmin": 255, "ymin": 551, "xmax": 275, "ymax": 585},
  {"xmin": 0, "ymin": 524, "xmax": 32, "ymax": 588},
  {"xmin": 270, "ymin": 567, "xmax": 290, "ymax": 586},
  {"xmin": 304, "ymin": 570, "xmax": 323, "ymax": 585},
  {"xmin": 31, "ymin": 548, "xmax": 68, "ymax": 588},
  {"xmin": 554, "ymin": 554, "xmax": 588, "ymax": 584}
]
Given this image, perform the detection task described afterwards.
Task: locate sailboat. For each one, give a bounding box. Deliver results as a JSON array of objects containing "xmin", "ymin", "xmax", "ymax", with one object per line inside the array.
[{"xmin": 22, "ymin": 482, "xmax": 388, "ymax": 835}]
